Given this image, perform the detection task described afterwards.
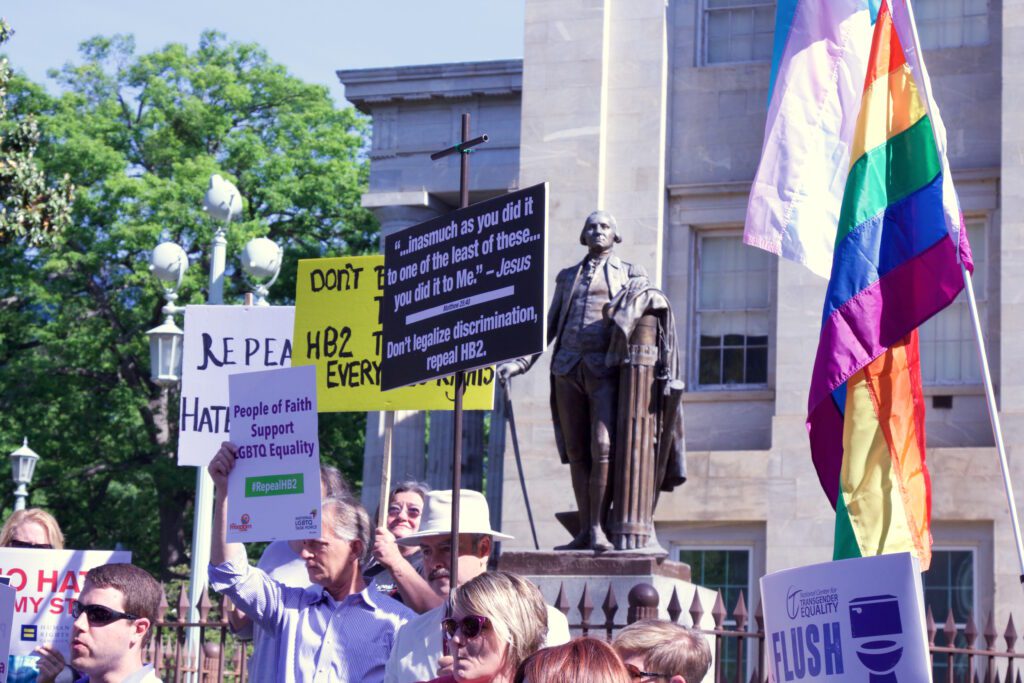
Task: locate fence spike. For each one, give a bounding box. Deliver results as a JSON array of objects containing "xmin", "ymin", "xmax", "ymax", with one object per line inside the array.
[
  {"xmin": 1015, "ymin": 669, "xmax": 1022, "ymax": 683},
  {"xmin": 602, "ymin": 585, "xmax": 618, "ymax": 628},
  {"xmin": 926, "ymin": 605, "xmax": 937, "ymax": 646},
  {"xmin": 965, "ymin": 610, "xmax": 978, "ymax": 649},
  {"xmin": 554, "ymin": 582, "xmax": 570, "ymax": 616},
  {"xmin": 754, "ymin": 598, "xmax": 764, "ymax": 634},
  {"xmin": 985, "ymin": 611, "xmax": 999, "ymax": 651},
  {"xmin": 158, "ymin": 584, "xmax": 169, "ymax": 619},
  {"xmin": 176, "ymin": 585, "xmax": 189, "ymax": 624},
  {"xmin": 667, "ymin": 587, "xmax": 682, "ymax": 624},
  {"xmin": 944, "ymin": 608, "xmax": 958, "ymax": 647},
  {"xmin": 733, "ymin": 591, "xmax": 748, "ymax": 632},
  {"xmin": 711, "ymin": 591, "xmax": 726, "ymax": 629},
  {"xmin": 688, "ymin": 589, "xmax": 704, "ymax": 628},
  {"xmin": 972, "ymin": 670, "xmax": 980, "ymax": 683},
  {"xmin": 219, "ymin": 594, "xmax": 231, "ymax": 625},
  {"xmin": 578, "ymin": 582, "xmax": 594, "ymax": 630},
  {"xmin": 749, "ymin": 667, "xmax": 760, "ymax": 683},
  {"xmin": 1005, "ymin": 614, "xmax": 1017, "ymax": 653},
  {"xmin": 197, "ymin": 586, "xmax": 213, "ymax": 622}
]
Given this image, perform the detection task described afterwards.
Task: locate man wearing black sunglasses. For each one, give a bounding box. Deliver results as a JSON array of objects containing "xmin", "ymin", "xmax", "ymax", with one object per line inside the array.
[
  {"xmin": 612, "ymin": 619, "xmax": 712, "ymax": 683},
  {"xmin": 70, "ymin": 563, "xmax": 162, "ymax": 683}
]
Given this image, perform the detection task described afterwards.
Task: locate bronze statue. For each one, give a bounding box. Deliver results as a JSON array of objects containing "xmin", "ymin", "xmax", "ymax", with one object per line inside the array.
[{"xmin": 498, "ymin": 211, "xmax": 686, "ymax": 552}]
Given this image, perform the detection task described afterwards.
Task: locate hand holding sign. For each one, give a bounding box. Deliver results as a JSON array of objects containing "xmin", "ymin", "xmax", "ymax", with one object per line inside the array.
[{"xmin": 226, "ymin": 365, "xmax": 322, "ymax": 543}]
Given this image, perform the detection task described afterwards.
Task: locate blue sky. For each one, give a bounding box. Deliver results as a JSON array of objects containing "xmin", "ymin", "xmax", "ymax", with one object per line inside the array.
[{"xmin": 1, "ymin": 1, "xmax": 525, "ymax": 104}]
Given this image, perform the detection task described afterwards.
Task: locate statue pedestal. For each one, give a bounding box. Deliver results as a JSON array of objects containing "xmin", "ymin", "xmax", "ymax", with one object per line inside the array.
[{"xmin": 498, "ymin": 550, "xmax": 718, "ymax": 631}]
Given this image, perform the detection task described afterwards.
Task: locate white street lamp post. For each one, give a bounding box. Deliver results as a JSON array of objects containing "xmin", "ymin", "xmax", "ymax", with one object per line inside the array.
[
  {"xmin": 147, "ymin": 174, "xmax": 283, "ymax": 675},
  {"xmin": 9, "ymin": 438, "xmax": 40, "ymax": 511}
]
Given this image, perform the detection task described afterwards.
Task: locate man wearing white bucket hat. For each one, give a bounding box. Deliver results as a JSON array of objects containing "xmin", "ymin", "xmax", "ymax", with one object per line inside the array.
[{"xmin": 382, "ymin": 489, "xmax": 570, "ymax": 683}]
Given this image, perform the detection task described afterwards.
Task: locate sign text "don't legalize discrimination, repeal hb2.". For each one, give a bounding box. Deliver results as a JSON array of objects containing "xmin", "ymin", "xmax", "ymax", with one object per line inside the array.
[{"xmin": 380, "ymin": 183, "xmax": 548, "ymax": 390}]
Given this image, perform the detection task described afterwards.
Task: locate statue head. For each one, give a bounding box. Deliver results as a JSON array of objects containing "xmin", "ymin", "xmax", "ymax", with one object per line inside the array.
[{"xmin": 579, "ymin": 211, "xmax": 622, "ymax": 251}]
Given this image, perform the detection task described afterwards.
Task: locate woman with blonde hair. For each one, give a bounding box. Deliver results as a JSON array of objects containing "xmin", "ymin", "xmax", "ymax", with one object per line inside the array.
[
  {"xmin": 514, "ymin": 637, "xmax": 632, "ymax": 683},
  {"xmin": 422, "ymin": 570, "xmax": 548, "ymax": 683},
  {"xmin": 0, "ymin": 508, "xmax": 64, "ymax": 549},
  {"xmin": 1, "ymin": 508, "xmax": 70, "ymax": 683}
]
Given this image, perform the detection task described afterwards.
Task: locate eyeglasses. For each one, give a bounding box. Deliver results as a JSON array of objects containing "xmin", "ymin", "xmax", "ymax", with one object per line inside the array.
[
  {"xmin": 8, "ymin": 539, "xmax": 53, "ymax": 549},
  {"xmin": 72, "ymin": 602, "xmax": 140, "ymax": 626},
  {"xmin": 441, "ymin": 615, "xmax": 490, "ymax": 640},
  {"xmin": 387, "ymin": 503, "xmax": 422, "ymax": 518},
  {"xmin": 625, "ymin": 663, "xmax": 672, "ymax": 680}
]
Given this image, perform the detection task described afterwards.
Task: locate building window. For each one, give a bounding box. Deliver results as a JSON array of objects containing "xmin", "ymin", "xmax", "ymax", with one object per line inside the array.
[
  {"xmin": 701, "ymin": 0, "xmax": 775, "ymax": 65},
  {"xmin": 919, "ymin": 221, "xmax": 985, "ymax": 385},
  {"xmin": 923, "ymin": 549, "xmax": 975, "ymax": 681},
  {"xmin": 916, "ymin": 0, "xmax": 989, "ymax": 50},
  {"xmin": 677, "ymin": 548, "xmax": 751, "ymax": 680},
  {"xmin": 693, "ymin": 233, "xmax": 771, "ymax": 389}
]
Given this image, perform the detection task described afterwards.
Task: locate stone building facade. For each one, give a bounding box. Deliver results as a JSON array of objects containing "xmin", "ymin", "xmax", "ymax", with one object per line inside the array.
[{"xmin": 339, "ymin": 0, "xmax": 1024, "ymax": 654}]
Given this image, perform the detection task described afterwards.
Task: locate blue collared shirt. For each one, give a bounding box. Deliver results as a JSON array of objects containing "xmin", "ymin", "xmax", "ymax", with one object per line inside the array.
[{"xmin": 210, "ymin": 556, "xmax": 413, "ymax": 683}]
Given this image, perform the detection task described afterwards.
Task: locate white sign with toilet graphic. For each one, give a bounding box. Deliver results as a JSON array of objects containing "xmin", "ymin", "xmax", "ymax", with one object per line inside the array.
[{"xmin": 761, "ymin": 553, "xmax": 931, "ymax": 683}]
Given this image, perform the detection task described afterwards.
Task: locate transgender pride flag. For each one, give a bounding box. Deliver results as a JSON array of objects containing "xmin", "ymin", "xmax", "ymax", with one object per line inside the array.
[{"xmin": 745, "ymin": 0, "xmax": 973, "ymax": 569}]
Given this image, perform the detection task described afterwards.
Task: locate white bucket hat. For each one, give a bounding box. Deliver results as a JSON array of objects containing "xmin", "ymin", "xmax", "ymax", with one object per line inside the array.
[{"xmin": 396, "ymin": 489, "xmax": 514, "ymax": 544}]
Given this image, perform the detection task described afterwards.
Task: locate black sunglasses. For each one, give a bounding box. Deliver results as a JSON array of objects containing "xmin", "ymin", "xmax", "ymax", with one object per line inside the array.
[
  {"xmin": 8, "ymin": 539, "xmax": 52, "ymax": 549},
  {"xmin": 72, "ymin": 602, "xmax": 140, "ymax": 626},
  {"xmin": 441, "ymin": 615, "xmax": 490, "ymax": 640},
  {"xmin": 625, "ymin": 663, "xmax": 672, "ymax": 680}
]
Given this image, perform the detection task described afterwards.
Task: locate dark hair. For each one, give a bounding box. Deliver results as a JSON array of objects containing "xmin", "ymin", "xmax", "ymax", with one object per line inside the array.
[
  {"xmin": 84, "ymin": 563, "xmax": 163, "ymax": 648},
  {"xmin": 515, "ymin": 637, "xmax": 631, "ymax": 683}
]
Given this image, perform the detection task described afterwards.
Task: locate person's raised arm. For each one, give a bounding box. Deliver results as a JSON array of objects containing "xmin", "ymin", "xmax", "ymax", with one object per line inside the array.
[
  {"xmin": 209, "ymin": 442, "xmax": 245, "ymax": 567},
  {"xmin": 372, "ymin": 527, "xmax": 443, "ymax": 613}
]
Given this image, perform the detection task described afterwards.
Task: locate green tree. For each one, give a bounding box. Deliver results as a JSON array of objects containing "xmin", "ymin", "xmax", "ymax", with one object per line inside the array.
[
  {"xmin": 0, "ymin": 19, "xmax": 74, "ymax": 245},
  {"xmin": 0, "ymin": 31, "xmax": 376, "ymax": 576}
]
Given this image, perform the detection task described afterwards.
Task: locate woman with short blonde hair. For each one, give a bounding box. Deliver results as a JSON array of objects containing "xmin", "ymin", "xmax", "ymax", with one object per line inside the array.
[
  {"xmin": 423, "ymin": 570, "xmax": 548, "ymax": 683},
  {"xmin": 0, "ymin": 508, "xmax": 64, "ymax": 549}
]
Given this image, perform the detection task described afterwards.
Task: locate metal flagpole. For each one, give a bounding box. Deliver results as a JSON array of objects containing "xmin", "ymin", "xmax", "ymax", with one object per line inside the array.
[
  {"xmin": 429, "ymin": 113, "xmax": 488, "ymax": 596},
  {"xmin": 961, "ymin": 262, "xmax": 1024, "ymax": 583}
]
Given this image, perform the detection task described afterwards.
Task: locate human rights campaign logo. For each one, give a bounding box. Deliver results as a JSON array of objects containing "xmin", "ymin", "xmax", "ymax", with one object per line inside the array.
[{"xmin": 20, "ymin": 625, "xmax": 37, "ymax": 641}]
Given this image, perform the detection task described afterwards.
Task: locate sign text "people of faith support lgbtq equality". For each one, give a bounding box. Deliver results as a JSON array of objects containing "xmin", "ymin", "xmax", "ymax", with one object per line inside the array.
[{"xmin": 380, "ymin": 183, "xmax": 547, "ymax": 390}]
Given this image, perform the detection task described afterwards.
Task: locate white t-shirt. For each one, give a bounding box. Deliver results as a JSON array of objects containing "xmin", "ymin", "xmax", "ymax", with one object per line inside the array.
[{"xmin": 383, "ymin": 603, "xmax": 571, "ymax": 683}]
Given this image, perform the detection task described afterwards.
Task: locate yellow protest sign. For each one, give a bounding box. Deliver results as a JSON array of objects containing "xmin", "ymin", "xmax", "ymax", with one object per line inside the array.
[{"xmin": 293, "ymin": 255, "xmax": 495, "ymax": 412}]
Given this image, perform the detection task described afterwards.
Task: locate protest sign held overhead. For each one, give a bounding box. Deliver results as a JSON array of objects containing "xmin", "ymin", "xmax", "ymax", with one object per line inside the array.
[
  {"xmin": 227, "ymin": 365, "xmax": 321, "ymax": 542},
  {"xmin": 760, "ymin": 553, "xmax": 930, "ymax": 682},
  {"xmin": 0, "ymin": 549, "xmax": 131, "ymax": 658},
  {"xmin": 293, "ymin": 255, "xmax": 494, "ymax": 411},
  {"xmin": 381, "ymin": 183, "xmax": 548, "ymax": 390},
  {"xmin": 177, "ymin": 305, "xmax": 294, "ymax": 467}
]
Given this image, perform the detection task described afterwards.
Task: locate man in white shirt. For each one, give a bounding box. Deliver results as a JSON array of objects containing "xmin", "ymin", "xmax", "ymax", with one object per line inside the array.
[
  {"xmin": 383, "ymin": 490, "xmax": 570, "ymax": 683},
  {"xmin": 70, "ymin": 563, "xmax": 162, "ymax": 683}
]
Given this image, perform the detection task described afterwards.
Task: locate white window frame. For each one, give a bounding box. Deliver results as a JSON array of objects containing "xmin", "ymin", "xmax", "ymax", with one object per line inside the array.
[
  {"xmin": 698, "ymin": 0, "xmax": 776, "ymax": 66},
  {"xmin": 690, "ymin": 229, "xmax": 772, "ymax": 391}
]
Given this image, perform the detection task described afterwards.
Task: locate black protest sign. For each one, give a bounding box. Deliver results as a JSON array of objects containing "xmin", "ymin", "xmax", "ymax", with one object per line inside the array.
[{"xmin": 381, "ymin": 183, "xmax": 547, "ymax": 390}]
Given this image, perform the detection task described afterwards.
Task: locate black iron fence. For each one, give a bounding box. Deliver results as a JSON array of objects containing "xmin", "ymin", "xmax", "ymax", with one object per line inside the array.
[{"xmin": 145, "ymin": 581, "xmax": 1024, "ymax": 683}]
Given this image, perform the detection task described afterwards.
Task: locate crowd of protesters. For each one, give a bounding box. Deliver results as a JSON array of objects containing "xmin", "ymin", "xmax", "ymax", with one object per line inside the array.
[
  {"xmin": 0, "ymin": 441, "xmax": 712, "ymax": 683},
  {"xmin": 207, "ymin": 441, "xmax": 713, "ymax": 683}
]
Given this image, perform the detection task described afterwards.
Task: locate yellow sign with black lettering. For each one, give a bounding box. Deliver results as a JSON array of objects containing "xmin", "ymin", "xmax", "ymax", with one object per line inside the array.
[{"xmin": 293, "ymin": 255, "xmax": 495, "ymax": 412}]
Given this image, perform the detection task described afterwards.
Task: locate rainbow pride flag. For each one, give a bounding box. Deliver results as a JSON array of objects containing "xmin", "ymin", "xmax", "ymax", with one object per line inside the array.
[{"xmin": 747, "ymin": 0, "xmax": 973, "ymax": 570}]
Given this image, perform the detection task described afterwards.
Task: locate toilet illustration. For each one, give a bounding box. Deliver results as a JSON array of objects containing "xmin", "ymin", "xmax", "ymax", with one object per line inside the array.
[{"xmin": 849, "ymin": 595, "xmax": 904, "ymax": 683}]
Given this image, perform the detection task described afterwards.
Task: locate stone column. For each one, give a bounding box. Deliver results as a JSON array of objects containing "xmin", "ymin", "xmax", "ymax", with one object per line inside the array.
[
  {"xmin": 426, "ymin": 411, "xmax": 486, "ymax": 491},
  {"xmin": 998, "ymin": 0, "xmax": 1024, "ymax": 626},
  {"xmin": 508, "ymin": 0, "xmax": 670, "ymax": 549}
]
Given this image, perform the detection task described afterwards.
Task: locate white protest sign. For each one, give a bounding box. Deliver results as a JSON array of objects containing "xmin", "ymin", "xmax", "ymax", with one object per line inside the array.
[
  {"xmin": 0, "ymin": 549, "xmax": 131, "ymax": 657},
  {"xmin": 760, "ymin": 553, "xmax": 931, "ymax": 683},
  {"xmin": 227, "ymin": 365, "xmax": 321, "ymax": 542},
  {"xmin": 0, "ymin": 582, "xmax": 14, "ymax": 682},
  {"xmin": 178, "ymin": 305, "xmax": 294, "ymax": 466}
]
